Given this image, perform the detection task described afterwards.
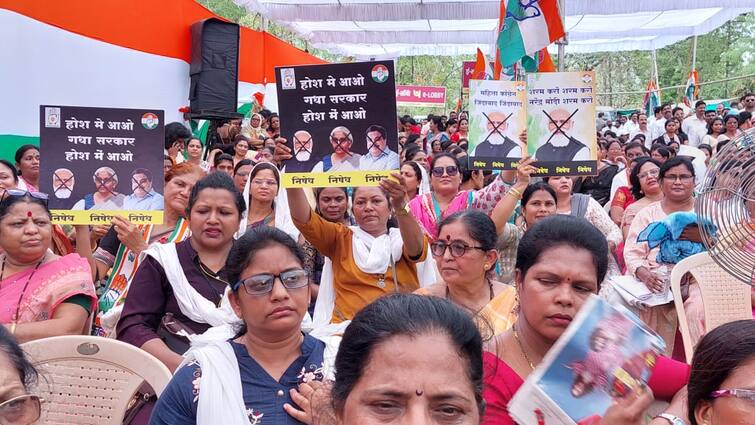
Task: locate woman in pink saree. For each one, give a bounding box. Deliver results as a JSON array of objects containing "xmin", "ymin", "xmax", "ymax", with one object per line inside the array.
[
  {"xmin": 0, "ymin": 191, "xmax": 95, "ymax": 343},
  {"xmin": 408, "ymin": 153, "xmax": 514, "ymax": 239}
]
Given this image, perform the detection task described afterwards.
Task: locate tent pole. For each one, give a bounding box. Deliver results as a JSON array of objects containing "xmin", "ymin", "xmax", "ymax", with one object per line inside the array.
[
  {"xmin": 691, "ymin": 35, "xmax": 698, "ymax": 71},
  {"xmin": 652, "ymin": 49, "xmax": 659, "ymax": 85},
  {"xmin": 557, "ymin": 0, "xmax": 566, "ymax": 71}
]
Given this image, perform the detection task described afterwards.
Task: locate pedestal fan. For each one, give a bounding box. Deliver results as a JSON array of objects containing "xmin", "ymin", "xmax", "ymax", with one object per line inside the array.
[{"xmin": 695, "ymin": 128, "xmax": 755, "ymax": 285}]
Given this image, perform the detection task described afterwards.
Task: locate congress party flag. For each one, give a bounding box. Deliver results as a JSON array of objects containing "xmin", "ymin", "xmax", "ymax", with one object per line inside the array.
[
  {"xmin": 643, "ymin": 79, "xmax": 661, "ymax": 118},
  {"xmin": 683, "ymin": 70, "xmax": 700, "ymax": 108},
  {"xmin": 497, "ymin": 0, "xmax": 565, "ymax": 67}
]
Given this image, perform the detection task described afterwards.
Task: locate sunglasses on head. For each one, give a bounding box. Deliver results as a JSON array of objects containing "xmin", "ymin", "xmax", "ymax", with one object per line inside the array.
[
  {"xmin": 431, "ymin": 165, "xmax": 459, "ymax": 177},
  {"xmin": 0, "ymin": 189, "xmax": 49, "ymax": 205}
]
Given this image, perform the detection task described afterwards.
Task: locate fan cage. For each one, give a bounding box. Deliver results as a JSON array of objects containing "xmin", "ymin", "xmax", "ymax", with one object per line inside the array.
[{"xmin": 695, "ymin": 128, "xmax": 755, "ymax": 286}]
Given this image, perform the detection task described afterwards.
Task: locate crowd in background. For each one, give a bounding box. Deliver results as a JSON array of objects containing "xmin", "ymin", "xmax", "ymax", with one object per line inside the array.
[{"xmin": 1, "ymin": 91, "xmax": 754, "ymax": 425}]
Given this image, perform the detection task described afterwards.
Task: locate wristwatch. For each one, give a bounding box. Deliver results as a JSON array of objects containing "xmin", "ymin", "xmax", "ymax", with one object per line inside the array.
[{"xmin": 655, "ymin": 413, "xmax": 686, "ymax": 425}]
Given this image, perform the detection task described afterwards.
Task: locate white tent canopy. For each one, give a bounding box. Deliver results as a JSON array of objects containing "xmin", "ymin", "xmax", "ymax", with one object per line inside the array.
[{"xmin": 235, "ymin": 0, "xmax": 755, "ymax": 58}]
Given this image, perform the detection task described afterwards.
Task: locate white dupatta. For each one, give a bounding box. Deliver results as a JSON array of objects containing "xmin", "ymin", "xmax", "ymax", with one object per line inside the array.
[
  {"xmin": 311, "ymin": 226, "xmax": 436, "ymax": 329},
  {"xmin": 142, "ymin": 243, "xmax": 240, "ymax": 328},
  {"xmin": 181, "ymin": 326, "xmax": 343, "ymax": 425},
  {"xmin": 237, "ymin": 163, "xmax": 300, "ymax": 242}
]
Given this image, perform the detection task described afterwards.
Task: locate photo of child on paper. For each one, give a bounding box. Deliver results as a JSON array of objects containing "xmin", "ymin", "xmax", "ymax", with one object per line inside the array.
[{"xmin": 534, "ymin": 299, "xmax": 664, "ymax": 422}]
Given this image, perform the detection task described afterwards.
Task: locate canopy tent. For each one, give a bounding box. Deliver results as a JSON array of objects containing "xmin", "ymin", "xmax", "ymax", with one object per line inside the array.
[
  {"xmin": 235, "ymin": 0, "xmax": 755, "ymax": 58},
  {"xmin": 0, "ymin": 0, "xmax": 324, "ymax": 160}
]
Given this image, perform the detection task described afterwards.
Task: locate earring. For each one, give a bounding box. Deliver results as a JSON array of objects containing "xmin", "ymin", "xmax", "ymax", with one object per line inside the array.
[{"xmin": 484, "ymin": 264, "xmax": 490, "ymax": 270}]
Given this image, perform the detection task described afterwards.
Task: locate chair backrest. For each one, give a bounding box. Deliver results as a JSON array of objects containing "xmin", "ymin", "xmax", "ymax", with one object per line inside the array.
[
  {"xmin": 670, "ymin": 251, "xmax": 752, "ymax": 363},
  {"xmin": 22, "ymin": 335, "xmax": 172, "ymax": 424}
]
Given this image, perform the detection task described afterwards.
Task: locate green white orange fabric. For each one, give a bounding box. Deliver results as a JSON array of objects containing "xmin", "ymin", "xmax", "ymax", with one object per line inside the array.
[
  {"xmin": 0, "ymin": 0, "xmax": 324, "ymax": 160},
  {"xmin": 643, "ymin": 79, "xmax": 661, "ymax": 118},
  {"xmin": 683, "ymin": 70, "xmax": 700, "ymax": 108},
  {"xmin": 497, "ymin": 0, "xmax": 564, "ymax": 67}
]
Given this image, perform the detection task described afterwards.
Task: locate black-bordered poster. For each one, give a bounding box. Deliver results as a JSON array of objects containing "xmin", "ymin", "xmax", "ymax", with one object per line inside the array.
[
  {"xmin": 39, "ymin": 105, "xmax": 165, "ymax": 225},
  {"xmin": 526, "ymin": 71, "xmax": 598, "ymax": 176},
  {"xmin": 275, "ymin": 61, "xmax": 399, "ymax": 187}
]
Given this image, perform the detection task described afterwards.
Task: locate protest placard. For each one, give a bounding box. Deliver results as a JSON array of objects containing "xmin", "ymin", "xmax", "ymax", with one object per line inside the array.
[
  {"xmin": 275, "ymin": 60, "xmax": 399, "ymax": 187},
  {"xmin": 39, "ymin": 105, "xmax": 165, "ymax": 225},
  {"xmin": 508, "ymin": 296, "xmax": 665, "ymax": 425},
  {"xmin": 468, "ymin": 79, "xmax": 526, "ymax": 170},
  {"xmin": 526, "ymin": 71, "xmax": 598, "ymax": 176}
]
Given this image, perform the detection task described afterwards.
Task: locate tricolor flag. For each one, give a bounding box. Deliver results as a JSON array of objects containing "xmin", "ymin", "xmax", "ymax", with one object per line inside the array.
[
  {"xmin": 521, "ymin": 47, "xmax": 556, "ymax": 73},
  {"xmin": 683, "ymin": 70, "xmax": 700, "ymax": 107},
  {"xmin": 497, "ymin": 0, "xmax": 565, "ymax": 67},
  {"xmin": 472, "ymin": 48, "xmax": 495, "ymax": 80},
  {"xmin": 643, "ymin": 79, "xmax": 661, "ymax": 118}
]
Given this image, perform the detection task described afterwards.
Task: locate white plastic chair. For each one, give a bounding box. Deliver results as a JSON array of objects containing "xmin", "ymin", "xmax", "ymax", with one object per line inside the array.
[
  {"xmin": 670, "ymin": 251, "xmax": 752, "ymax": 363},
  {"xmin": 22, "ymin": 335, "xmax": 172, "ymax": 424}
]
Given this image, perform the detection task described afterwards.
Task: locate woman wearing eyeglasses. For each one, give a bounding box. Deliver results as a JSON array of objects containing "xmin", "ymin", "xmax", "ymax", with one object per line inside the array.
[
  {"xmin": 687, "ymin": 319, "xmax": 755, "ymax": 425},
  {"xmin": 415, "ymin": 210, "xmax": 517, "ymax": 338},
  {"xmin": 407, "ymin": 152, "xmax": 515, "ymax": 240},
  {"xmin": 0, "ymin": 191, "xmax": 96, "ymax": 343},
  {"xmin": 286, "ymin": 172, "xmax": 431, "ymax": 328},
  {"xmin": 151, "ymin": 226, "xmax": 325, "ymax": 425},
  {"xmin": 117, "ymin": 173, "xmax": 244, "ymax": 375},
  {"xmin": 0, "ymin": 325, "xmax": 43, "ymax": 425},
  {"xmin": 624, "ymin": 157, "xmax": 704, "ymax": 354}
]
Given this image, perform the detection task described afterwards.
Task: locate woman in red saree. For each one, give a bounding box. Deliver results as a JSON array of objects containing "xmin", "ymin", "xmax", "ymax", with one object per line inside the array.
[{"xmin": 482, "ymin": 215, "xmax": 689, "ymax": 425}]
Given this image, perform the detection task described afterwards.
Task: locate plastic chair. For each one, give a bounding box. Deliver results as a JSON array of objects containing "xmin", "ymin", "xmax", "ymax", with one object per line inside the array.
[
  {"xmin": 22, "ymin": 335, "xmax": 172, "ymax": 424},
  {"xmin": 670, "ymin": 251, "xmax": 752, "ymax": 363}
]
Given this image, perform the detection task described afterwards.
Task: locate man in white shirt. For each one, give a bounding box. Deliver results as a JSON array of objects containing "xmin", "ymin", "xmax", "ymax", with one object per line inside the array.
[
  {"xmin": 682, "ymin": 100, "xmax": 708, "ymax": 147},
  {"xmin": 622, "ymin": 112, "xmax": 640, "ymax": 135},
  {"xmin": 600, "ymin": 119, "xmax": 619, "ymax": 136},
  {"xmin": 629, "ymin": 114, "xmax": 653, "ymax": 149},
  {"xmin": 650, "ymin": 104, "xmax": 672, "ymax": 139}
]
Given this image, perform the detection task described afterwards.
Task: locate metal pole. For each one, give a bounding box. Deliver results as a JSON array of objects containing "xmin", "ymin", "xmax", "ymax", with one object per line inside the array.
[
  {"xmin": 556, "ymin": 0, "xmax": 566, "ymax": 71},
  {"xmin": 691, "ymin": 35, "xmax": 698, "ymax": 71},
  {"xmin": 652, "ymin": 49, "xmax": 659, "ymax": 82}
]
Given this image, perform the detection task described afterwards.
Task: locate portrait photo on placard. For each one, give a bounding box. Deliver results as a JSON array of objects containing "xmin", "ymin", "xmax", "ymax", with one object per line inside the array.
[
  {"xmin": 275, "ymin": 60, "xmax": 399, "ymax": 187},
  {"xmin": 39, "ymin": 105, "xmax": 165, "ymax": 224},
  {"xmin": 526, "ymin": 71, "xmax": 598, "ymax": 176}
]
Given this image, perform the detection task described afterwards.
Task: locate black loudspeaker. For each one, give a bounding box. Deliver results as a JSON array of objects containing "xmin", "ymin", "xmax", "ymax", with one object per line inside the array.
[{"xmin": 189, "ymin": 18, "xmax": 242, "ymax": 120}]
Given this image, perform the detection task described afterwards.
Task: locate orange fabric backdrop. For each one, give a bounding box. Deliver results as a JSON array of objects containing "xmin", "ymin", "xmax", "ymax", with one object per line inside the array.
[{"xmin": 0, "ymin": 0, "xmax": 325, "ymax": 83}]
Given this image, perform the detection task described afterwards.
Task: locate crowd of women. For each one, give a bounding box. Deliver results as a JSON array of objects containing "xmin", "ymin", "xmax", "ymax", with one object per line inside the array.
[{"xmin": 0, "ymin": 101, "xmax": 753, "ymax": 425}]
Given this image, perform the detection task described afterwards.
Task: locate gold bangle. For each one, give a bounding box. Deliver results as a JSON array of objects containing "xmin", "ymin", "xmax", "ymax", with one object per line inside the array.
[
  {"xmin": 10, "ymin": 321, "xmax": 17, "ymax": 335},
  {"xmin": 396, "ymin": 204, "xmax": 410, "ymax": 216},
  {"xmin": 507, "ymin": 187, "xmax": 523, "ymax": 200}
]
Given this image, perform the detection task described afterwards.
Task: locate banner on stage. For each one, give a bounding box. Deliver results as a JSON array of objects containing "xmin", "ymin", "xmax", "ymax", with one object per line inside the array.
[
  {"xmin": 275, "ymin": 60, "xmax": 399, "ymax": 187},
  {"xmin": 39, "ymin": 105, "xmax": 165, "ymax": 225},
  {"xmin": 396, "ymin": 85, "xmax": 446, "ymax": 107},
  {"xmin": 526, "ymin": 71, "xmax": 598, "ymax": 176},
  {"xmin": 468, "ymin": 79, "xmax": 526, "ymax": 170}
]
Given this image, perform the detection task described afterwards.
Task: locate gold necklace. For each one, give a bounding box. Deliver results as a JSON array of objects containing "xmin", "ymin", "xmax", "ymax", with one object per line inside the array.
[{"xmin": 513, "ymin": 326, "xmax": 536, "ymax": 371}]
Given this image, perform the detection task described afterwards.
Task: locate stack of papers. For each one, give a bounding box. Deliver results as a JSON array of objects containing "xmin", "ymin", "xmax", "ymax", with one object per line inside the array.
[{"xmin": 611, "ymin": 275, "xmax": 673, "ymax": 308}]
